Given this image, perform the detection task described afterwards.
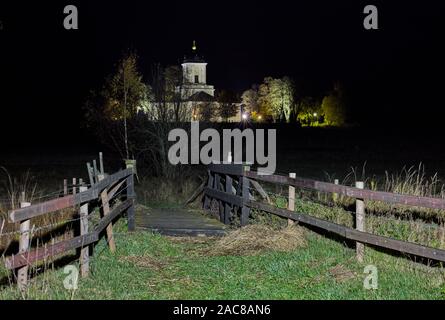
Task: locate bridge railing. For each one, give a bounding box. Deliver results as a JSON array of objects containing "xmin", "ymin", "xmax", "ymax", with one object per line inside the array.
[
  {"xmin": 204, "ymin": 163, "xmax": 445, "ymax": 263},
  {"xmin": 2, "ymin": 166, "xmax": 135, "ymax": 290}
]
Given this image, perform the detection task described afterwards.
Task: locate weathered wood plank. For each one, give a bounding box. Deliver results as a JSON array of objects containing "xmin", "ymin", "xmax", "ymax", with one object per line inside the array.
[
  {"xmin": 345, "ymin": 229, "xmax": 445, "ymax": 262},
  {"xmin": 288, "ymin": 173, "xmax": 296, "ymax": 226},
  {"xmin": 5, "ymin": 199, "xmax": 131, "ymax": 270},
  {"xmin": 241, "ymin": 175, "xmax": 250, "ymax": 226},
  {"xmin": 247, "ymin": 200, "xmax": 445, "ymax": 262},
  {"xmin": 17, "ymin": 201, "xmax": 31, "ymax": 291},
  {"xmin": 95, "ymin": 200, "xmax": 132, "ymax": 234},
  {"xmin": 204, "ymin": 187, "xmax": 243, "ymax": 207},
  {"xmin": 355, "ymin": 181, "xmax": 365, "ymax": 262},
  {"xmin": 247, "ymin": 200, "xmax": 346, "ymax": 235},
  {"xmin": 136, "ymin": 207, "xmax": 227, "ymax": 236},
  {"xmin": 125, "ymin": 170, "xmax": 136, "ymax": 231},
  {"xmin": 9, "ymin": 168, "xmax": 133, "ymax": 222},
  {"xmin": 79, "ymin": 185, "xmax": 89, "ymax": 278},
  {"xmin": 214, "ymin": 174, "xmax": 224, "ymax": 221},
  {"xmin": 203, "ymin": 170, "xmax": 214, "ymax": 210},
  {"xmin": 224, "ymin": 175, "xmax": 233, "ymax": 224},
  {"xmin": 5, "ymin": 233, "xmax": 99, "ymax": 270},
  {"xmin": 245, "ymin": 171, "xmax": 445, "ymax": 211},
  {"xmin": 98, "ymin": 174, "xmax": 116, "ymax": 253},
  {"xmin": 208, "ymin": 163, "xmax": 244, "ymax": 176},
  {"xmin": 107, "ymin": 180, "xmax": 126, "ymax": 200},
  {"xmin": 249, "ymin": 179, "xmax": 271, "ymax": 204}
]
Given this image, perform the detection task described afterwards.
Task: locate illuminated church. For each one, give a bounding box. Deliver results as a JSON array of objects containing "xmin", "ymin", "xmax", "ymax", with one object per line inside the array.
[
  {"xmin": 178, "ymin": 41, "xmax": 215, "ymax": 100},
  {"xmin": 176, "ymin": 41, "xmax": 241, "ymax": 122},
  {"xmin": 139, "ymin": 41, "xmax": 242, "ymax": 122}
]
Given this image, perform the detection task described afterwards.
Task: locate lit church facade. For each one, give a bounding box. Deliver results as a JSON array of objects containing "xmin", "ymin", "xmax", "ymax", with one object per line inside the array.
[
  {"xmin": 141, "ymin": 42, "xmax": 242, "ymax": 122},
  {"xmin": 178, "ymin": 45, "xmax": 215, "ymax": 99}
]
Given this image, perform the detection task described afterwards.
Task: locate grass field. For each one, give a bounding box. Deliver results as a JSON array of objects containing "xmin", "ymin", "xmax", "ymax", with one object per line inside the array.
[
  {"xmin": 1, "ymin": 218, "xmax": 444, "ymax": 300},
  {"xmin": 2, "ymin": 127, "xmax": 445, "ymax": 300}
]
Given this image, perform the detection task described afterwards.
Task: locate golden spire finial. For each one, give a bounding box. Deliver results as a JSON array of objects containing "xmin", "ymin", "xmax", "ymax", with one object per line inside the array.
[{"xmin": 192, "ymin": 40, "xmax": 197, "ymax": 51}]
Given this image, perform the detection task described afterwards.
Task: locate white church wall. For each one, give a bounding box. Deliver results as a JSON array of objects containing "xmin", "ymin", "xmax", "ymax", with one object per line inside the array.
[{"xmin": 182, "ymin": 62, "xmax": 207, "ymax": 84}]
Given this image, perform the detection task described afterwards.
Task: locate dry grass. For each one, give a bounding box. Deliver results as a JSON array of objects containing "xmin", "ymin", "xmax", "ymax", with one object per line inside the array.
[
  {"xmin": 120, "ymin": 255, "xmax": 170, "ymax": 271},
  {"xmin": 166, "ymin": 236, "xmax": 216, "ymax": 245},
  {"xmin": 329, "ymin": 264, "xmax": 357, "ymax": 283},
  {"xmin": 198, "ymin": 224, "xmax": 306, "ymax": 256},
  {"xmin": 323, "ymin": 163, "xmax": 445, "ymax": 220},
  {"xmin": 0, "ymin": 167, "xmax": 79, "ymax": 260},
  {"xmin": 260, "ymin": 163, "xmax": 445, "ymax": 250}
]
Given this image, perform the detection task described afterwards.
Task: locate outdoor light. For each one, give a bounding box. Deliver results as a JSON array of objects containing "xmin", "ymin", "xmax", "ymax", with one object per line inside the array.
[
  {"xmin": 313, "ymin": 113, "xmax": 317, "ymax": 117},
  {"xmin": 258, "ymin": 115, "xmax": 262, "ymax": 120},
  {"xmin": 242, "ymin": 113, "xmax": 248, "ymax": 120}
]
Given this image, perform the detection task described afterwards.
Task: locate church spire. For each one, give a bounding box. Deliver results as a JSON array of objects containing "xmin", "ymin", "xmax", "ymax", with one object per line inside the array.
[{"xmin": 183, "ymin": 40, "xmax": 204, "ymax": 63}]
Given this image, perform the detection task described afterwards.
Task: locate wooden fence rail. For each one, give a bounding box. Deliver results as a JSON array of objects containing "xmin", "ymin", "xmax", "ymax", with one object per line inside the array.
[
  {"xmin": 203, "ymin": 163, "xmax": 445, "ymax": 263},
  {"xmin": 5, "ymin": 200, "xmax": 133, "ymax": 270},
  {"xmin": 3, "ymin": 162, "xmax": 136, "ymax": 289},
  {"xmin": 9, "ymin": 168, "xmax": 134, "ymax": 223},
  {"xmin": 244, "ymin": 170, "xmax": 445, "ymax": 210}
]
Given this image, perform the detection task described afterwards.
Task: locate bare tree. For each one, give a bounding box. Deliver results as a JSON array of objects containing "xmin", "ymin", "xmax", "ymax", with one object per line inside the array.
[
  {"xmin": 83, "ymin": 52, "xmax": 148, "ymax": 160},
  {"xmin": 130, "ymin": 64, "xmax": 192, "ymax": 178}
]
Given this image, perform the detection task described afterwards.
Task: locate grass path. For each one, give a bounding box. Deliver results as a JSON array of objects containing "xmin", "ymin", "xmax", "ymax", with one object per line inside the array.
[{"xmin": 1, "ymin": 222, "xmax": 444, "ymax": 299}]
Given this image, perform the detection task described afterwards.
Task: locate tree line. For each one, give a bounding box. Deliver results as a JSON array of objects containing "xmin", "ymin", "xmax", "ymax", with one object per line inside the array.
[
  {"xmin": 82, "ymin": 52, "xmax": 349, "ymax": 177},
  {"xmin": 241, "ymin": 77, "xmax": 348, "ymax": 126}
]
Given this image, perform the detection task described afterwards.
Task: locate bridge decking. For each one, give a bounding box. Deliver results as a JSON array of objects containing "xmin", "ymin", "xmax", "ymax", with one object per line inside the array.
[{"xmin": 136, "ymin": 207, "xmax": 227, "ymax": 236}]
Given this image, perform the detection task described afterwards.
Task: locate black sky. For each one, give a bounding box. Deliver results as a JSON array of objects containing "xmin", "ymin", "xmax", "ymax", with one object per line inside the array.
[{"xmin": 0, "ymin": 0, "xmax": 444, "ymax": 146}]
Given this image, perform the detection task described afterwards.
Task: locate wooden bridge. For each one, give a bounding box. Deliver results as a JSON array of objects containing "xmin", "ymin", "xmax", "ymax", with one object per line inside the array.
[
  {"xmin": 5, "ymin": 159, "xmax": 445, "ymax": 291},
  {"xmin": 136, "ymin": 207, "xmax": 227, "ymax": 236},
  {"xmin": 136, "ymin": 162, "xmax": 445, "ymax": 265}
]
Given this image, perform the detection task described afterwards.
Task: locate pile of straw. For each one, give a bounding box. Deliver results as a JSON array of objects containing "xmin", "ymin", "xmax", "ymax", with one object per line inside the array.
[{"xmin": 199, "ymin": 224, "xmax": 306, "ymax": 256}]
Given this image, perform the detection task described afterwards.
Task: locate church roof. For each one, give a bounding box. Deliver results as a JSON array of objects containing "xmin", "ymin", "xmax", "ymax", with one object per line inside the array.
[
  {"xmin": 183, "ymin": 54, "xmax": 206, "ymax": 63},
  {"xmin": 187, "ymin": 91, "xmax": 215, "ymax": 102},
  {"xmin": 183, "ymin": 40, "xmax": 206, "ymax": 63}
]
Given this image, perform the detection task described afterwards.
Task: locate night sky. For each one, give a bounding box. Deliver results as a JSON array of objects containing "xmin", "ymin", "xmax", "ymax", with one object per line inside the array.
[{"xmin": 0, "ymin": 1, "xmax": 444, "ymax": 146}]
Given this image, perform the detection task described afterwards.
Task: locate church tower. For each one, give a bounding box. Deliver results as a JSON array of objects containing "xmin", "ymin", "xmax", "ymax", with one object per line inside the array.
[{"xmin": 179, "ymin": 41, "xmax": 215, "ymax": 99}]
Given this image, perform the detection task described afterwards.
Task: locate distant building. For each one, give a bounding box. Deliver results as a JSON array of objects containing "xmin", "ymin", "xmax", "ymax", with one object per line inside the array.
[
  {"xmin": 179, "ymin": 41, "xmax": 242, "ymax": 122},
  {"xmin": 178, "ymin": 41, "xmax": 215, "ymax": 99},
  {"xmin": 142, "ymin": 41, "xmax": 242, "ymax": 122}
]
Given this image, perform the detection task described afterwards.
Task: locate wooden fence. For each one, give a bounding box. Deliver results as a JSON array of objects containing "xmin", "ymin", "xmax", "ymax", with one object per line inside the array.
[
  {"xmin": 2, "ymin": 161, "xmax": 136, "ymax": 290},
  {"xmin": 203, "ymin": 163, "xmax": 445, "ymax": 263}
]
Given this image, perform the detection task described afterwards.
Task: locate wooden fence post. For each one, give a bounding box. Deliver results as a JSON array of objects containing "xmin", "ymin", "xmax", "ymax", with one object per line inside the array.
[
  {"xmin": 79, "ymin": 185, "xmax": 89, "ymax": 277},
  {"xmin": 126, "ymin": 170, "xmax": 136, "ymax": 232},
  {"xmin": 86, "ymin": 162, "xmax": 94, "ymax": 186},
  {"xmin": 93, "ymin": 160, "xmax": 98, "ymax": 180},
  {"xmin": 17, "ymin": 200, "xmax": 31, "ymax": 291},
  {"xmin": 240, "ymin": 165, "xmax": 250, "ymax": 226},
  {"xmin": 72, "ymin": 178, "xmax": 77, "ymax": 195},
  {"xmin": 333, "ymin": 179, "xmax": 339, "ymax": 203},
  {"xmin": 355, "ymin": 181, "xmax": 365, "ymax": 262},
  {"xmin": 214, "ymin": 173, "xmax": 224, "ymax": 221},
  {"xmin": 223, "ymin": 154, "xmax": 233, "ymax": 225},
  {"xmin": 99, "ymin": 152, "xmax": 104, "ymax": 175},
  {"xmin": 63, "ymin": 179, "xmax": 68, "ymax": 196},
  {"xmin": 288, "ymin": 173, "xmax": 296, "ymax": 226},
  {"xmin": 203, "ymin": 170, "xmax": 214, "ymax": 210},
  {"xmin": 97, "ymin": 174, "xmax": 116, "ymax": 253},
  {"xmin": 224, "ymin": 174, "xmax": 233, "ymax": 225}
]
